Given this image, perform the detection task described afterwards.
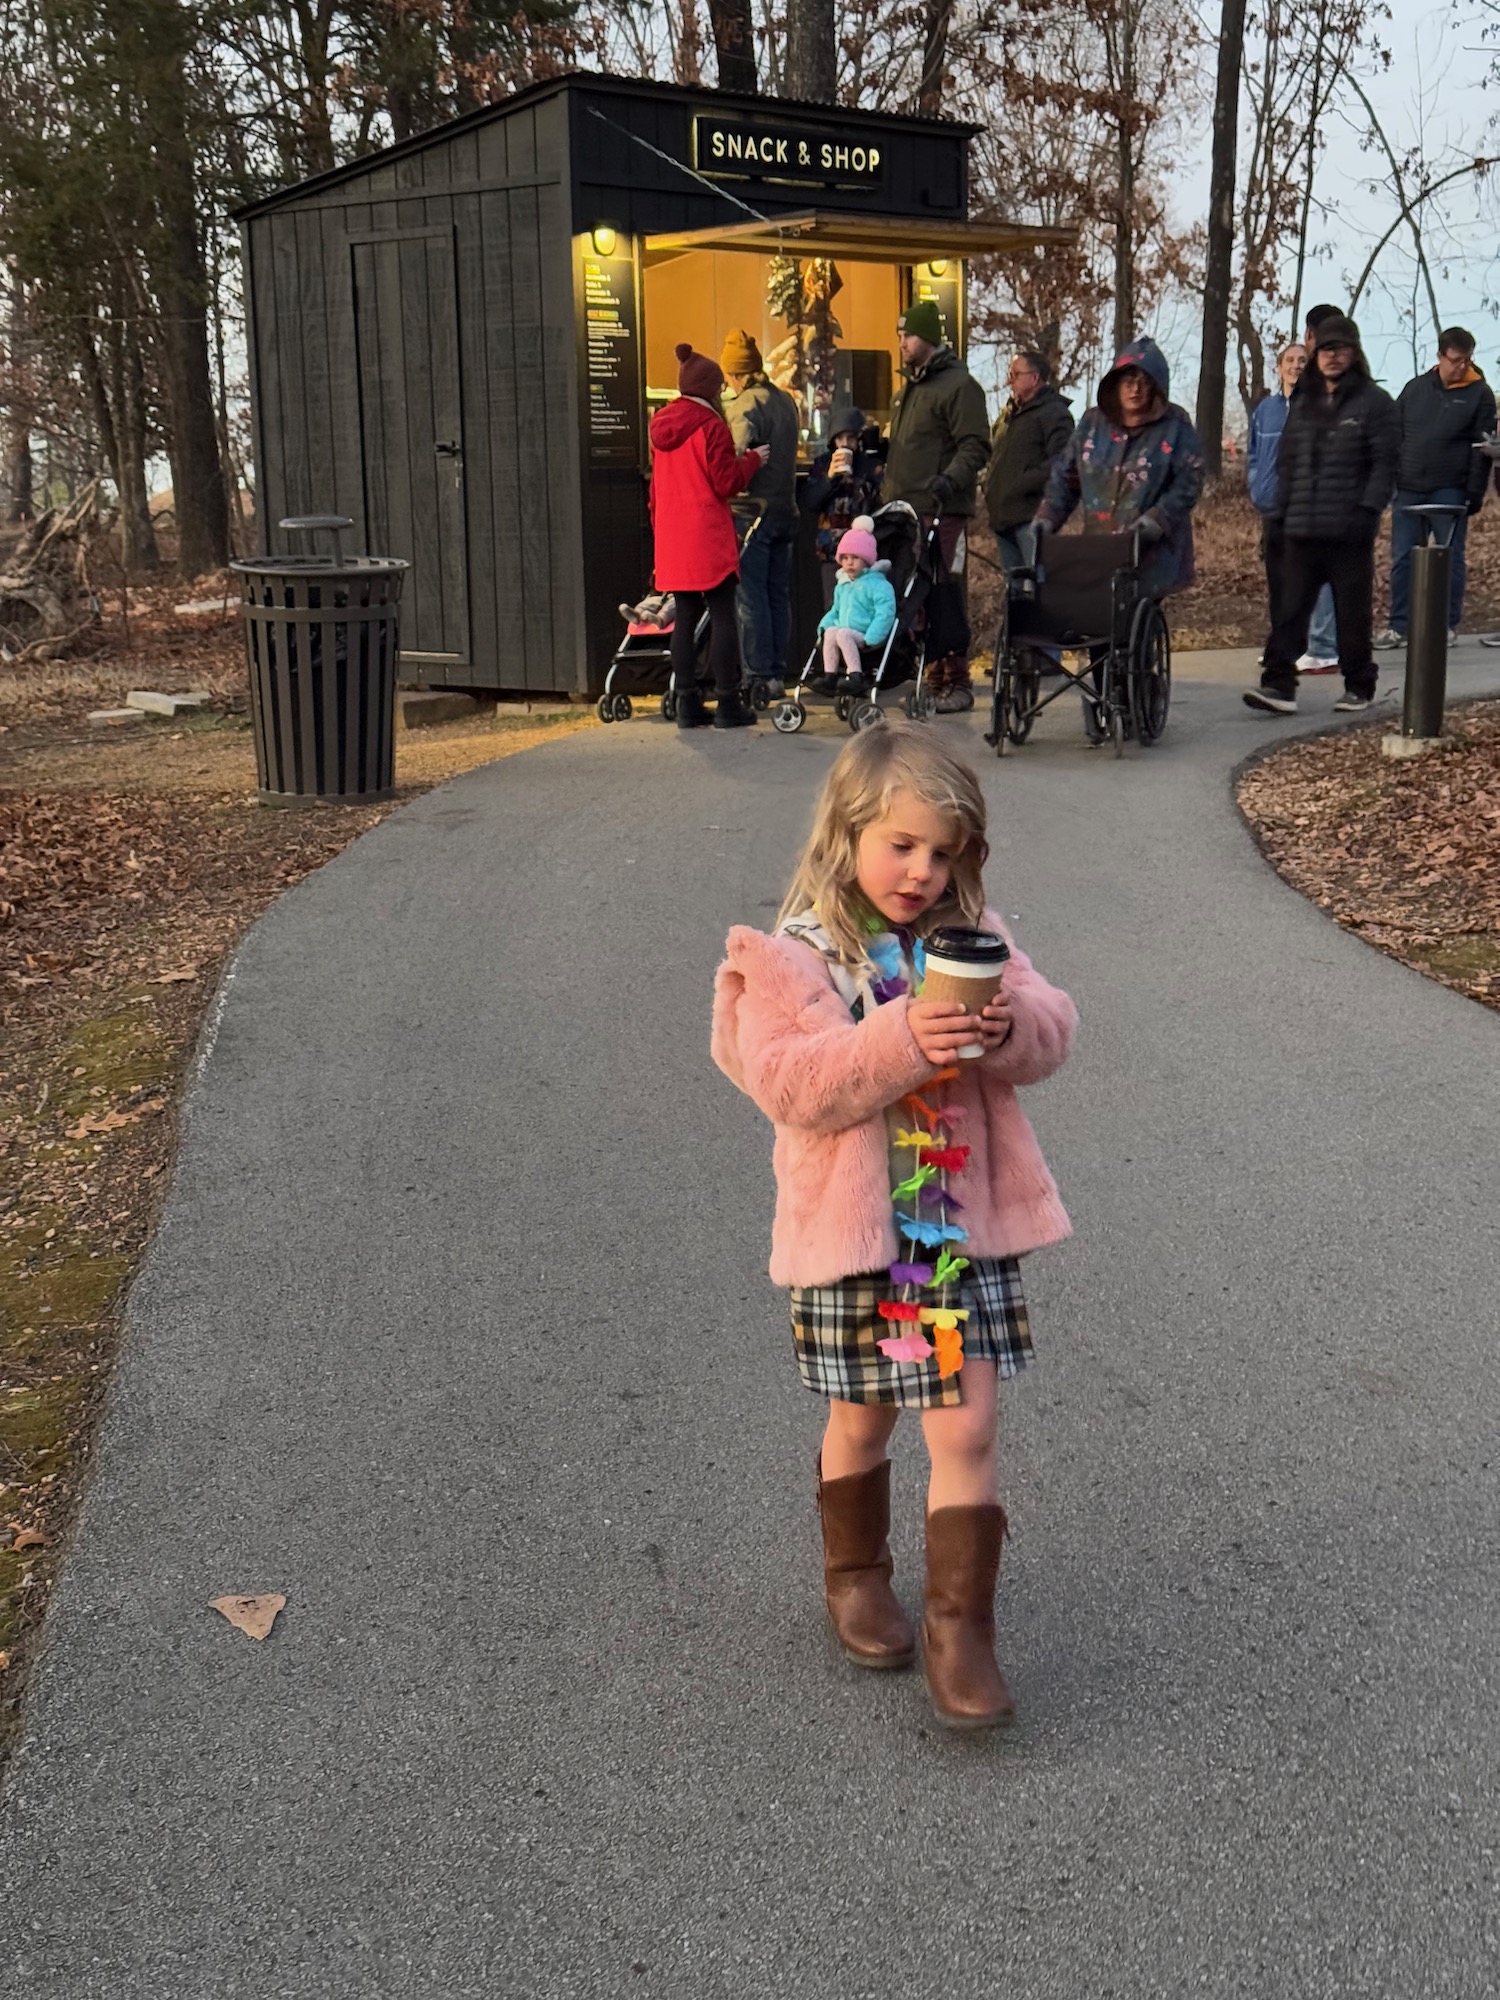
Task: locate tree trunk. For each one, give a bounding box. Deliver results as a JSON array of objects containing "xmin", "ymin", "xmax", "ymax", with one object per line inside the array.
[
  {"xmin": 1288, "ymin": 26, "xmax": 1324, "ymax": 340},
  {"xmin": 3, "ymin": 277, "xmax": 35, "ymax": 524},
  {"xmin": 81, "ymin": 318, "xmax": 159, "ymax": 573},
  {"xmin": 917, "ymin": 0, "xmax": 955, "ymax": 116},
  {"xmin": 1110, "ymin": 2, "xmax": 1138, "ymax": 357},
  {"xmin": 1198, "ymin": 0, "xmax": 1248, "ymax": 478},
  {"xmin": 708, "ymin": 0, "xmax": 757, "ymax": 92},
  {"xmin": 785, "ymin": 0, "xmax": 836, "ymax": 100}
]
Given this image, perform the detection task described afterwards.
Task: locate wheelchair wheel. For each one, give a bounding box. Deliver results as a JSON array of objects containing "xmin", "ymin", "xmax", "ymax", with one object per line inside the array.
[
  {"xmin": 1007, "ymin": 651, "xmax": 1044, "ymax": 745},
  {"xmin": 660, "ymin": 689, "xmax": 678, "ymax": 723},
  {"xmin": 1128, "ymin": 602, "xmax": 1171, "ymax": 745},
  {"xmin": 850, "ymin": 699, "xmax": 884, "ymax": 732},
  {"xmin": 1081, "ymin": 690, "xmax": 1107, "ymax": 745},
  {"xmin": 771, "ymin": 700, "xmax": 806, "ymax": 734}
]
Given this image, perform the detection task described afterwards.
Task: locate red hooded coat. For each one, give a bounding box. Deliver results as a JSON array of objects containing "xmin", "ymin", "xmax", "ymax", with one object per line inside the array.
[{"xmin": 649, "ymin": 397, "xmax": 758, "ymax": 592}]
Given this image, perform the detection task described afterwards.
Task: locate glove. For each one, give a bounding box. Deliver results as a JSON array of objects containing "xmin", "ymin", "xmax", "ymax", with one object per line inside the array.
[
  {"xmin": 930, "ymin": 473, "xmax": 956, "ymax": 510},
  {"xmin": 1136, "ymin": 514, "xmax": 1165, "ymax": 544},
  {"xmin": 1468, "ymin": 496, "xmax": 1484, "ymax": 517}
]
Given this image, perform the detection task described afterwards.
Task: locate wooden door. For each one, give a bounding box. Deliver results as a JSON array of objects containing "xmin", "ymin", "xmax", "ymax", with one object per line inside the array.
[{"xmin": 352, "ymin": 228, "xmax": 470, "ymax": 670}]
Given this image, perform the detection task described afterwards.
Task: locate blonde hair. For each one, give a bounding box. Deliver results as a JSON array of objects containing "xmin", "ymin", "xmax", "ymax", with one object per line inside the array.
[{"xmin": 777, "ymin": 724, "xmax": 989, "ymax": 970}]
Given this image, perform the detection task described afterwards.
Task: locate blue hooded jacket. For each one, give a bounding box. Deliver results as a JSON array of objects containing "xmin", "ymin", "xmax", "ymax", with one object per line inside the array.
[
  {"xmin": 817, "ymin": 566, "xmax": 898, "ymax": 648},
  {"xmin": 1247, "ymin": 390, "xmax": 1291, "ymax": 513},
  {"xmin": 1038, "ymin": 337, "xmax": 1205, "ymax": 596}
]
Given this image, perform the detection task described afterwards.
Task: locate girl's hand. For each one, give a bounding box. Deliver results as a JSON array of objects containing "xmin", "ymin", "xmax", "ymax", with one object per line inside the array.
[
  {"xmin": 908, "ymin": 1000, "xmax": 979, "ymax": 1067},
  {"xmin": 976, "ymin": 988, "xmax": 1015, "ymax": 1051}
]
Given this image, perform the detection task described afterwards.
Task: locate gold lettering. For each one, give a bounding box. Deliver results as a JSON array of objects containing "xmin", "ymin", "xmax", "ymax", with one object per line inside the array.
[
  {"xmin": 869, "ymin": 147, "xmax": 881, "ymax": 174},
  {"xmin": 728, "ymin": 133, "xmax": 742, "ymax": 159},
  {"xmin": 712, "ymin": 131, "xmax": 725, "ymax": 160}
]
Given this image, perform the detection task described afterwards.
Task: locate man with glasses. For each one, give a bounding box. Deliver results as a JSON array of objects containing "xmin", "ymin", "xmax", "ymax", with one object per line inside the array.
[
  {"xmin": 982, "ymin": 350, "xmax": 1074, "ymax": 574},
  {"xmin": 1376, "ymin": 326, "xmax": 1495, "ymax": 648},
  {"xmin": 1244, "ymin": 313, "xmax": 1398, "ymax": 717}
]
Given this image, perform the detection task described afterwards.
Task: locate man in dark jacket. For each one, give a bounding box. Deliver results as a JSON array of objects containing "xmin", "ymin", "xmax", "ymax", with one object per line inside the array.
[
  {"xmin": 883, "ymin": 297, "xmax": 991, "ymax": 711},
  {"xmin": 1375, "ymin": 326, "xmax": 1496, "ymax": 646},
  {"xmin": 1244, "ymin": 313, "xmax": 1398, "ymax": 717},
  {"xmin": 983, "ymin": 351, "xmax": 1074, "ymax": 572},
  {"xmin": 722, "ymin": 328, "xmax": 800, "ymax": 690}
]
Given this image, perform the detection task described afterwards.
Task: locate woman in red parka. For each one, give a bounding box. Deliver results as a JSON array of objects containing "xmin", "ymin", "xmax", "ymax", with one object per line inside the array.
[{"xmin": 650, "ymin": 342, "xmax": 769, "ymax": 730}]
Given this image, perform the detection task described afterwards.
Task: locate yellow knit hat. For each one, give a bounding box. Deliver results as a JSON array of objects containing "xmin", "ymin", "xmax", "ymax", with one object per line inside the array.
[{"xmin": 719, "ymin": 327, "xmax": 763, "ymax": 375}]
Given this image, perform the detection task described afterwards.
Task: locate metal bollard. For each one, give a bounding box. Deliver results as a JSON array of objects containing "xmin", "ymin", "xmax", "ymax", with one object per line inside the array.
[
  {"xmin": 1389, "ymin": 503, "xmax": 1465, "ymax": 753},
  {"xmin": 1402, "ymin": 539, "xmax": 1450, "ymax": 739}
]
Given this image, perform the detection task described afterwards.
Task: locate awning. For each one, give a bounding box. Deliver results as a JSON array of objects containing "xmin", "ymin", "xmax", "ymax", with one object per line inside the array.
[{"xmin": 643, "ymin": 210, "xmax": 1075, "ymax": 264}]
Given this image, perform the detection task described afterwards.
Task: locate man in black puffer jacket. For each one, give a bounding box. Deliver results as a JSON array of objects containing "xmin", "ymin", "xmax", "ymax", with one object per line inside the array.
[
  {"xmin": 1245, "ymin": 313, "xmax": 1398, "ymax": 717},
  {"xmin": 1375, "ymin": 327, "xmax": 1496, "ymax": 646}
]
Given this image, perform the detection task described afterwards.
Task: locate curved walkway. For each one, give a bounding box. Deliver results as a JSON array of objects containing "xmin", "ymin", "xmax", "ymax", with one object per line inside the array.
[{"xmin": 4, "ymin": 657, "xmax": 1500, "ymax": 1997}]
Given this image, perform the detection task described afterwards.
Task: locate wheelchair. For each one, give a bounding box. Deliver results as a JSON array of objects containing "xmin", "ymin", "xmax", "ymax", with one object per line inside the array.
[{"xmin": 984, "ymin": 527, "xmax": 1171, "ymax": 758}]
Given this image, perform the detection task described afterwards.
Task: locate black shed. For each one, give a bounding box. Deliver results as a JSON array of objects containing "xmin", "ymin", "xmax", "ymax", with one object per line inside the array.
[{"xmin": 237, "ymin": 73, "xmax": 1066, "ymax": 698}]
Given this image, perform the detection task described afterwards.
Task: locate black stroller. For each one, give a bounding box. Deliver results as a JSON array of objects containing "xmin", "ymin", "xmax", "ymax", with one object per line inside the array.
[
  {"xmin": 596, "ymin": 514, "xmax": 775, "ymax": 723},
  {"xmin": 771, "ymin": 503, "xmax": 947, "ymax": 735},
  {"xmin": 984, "ymin": 527, "xmax": 1170, "ymax": 757}
]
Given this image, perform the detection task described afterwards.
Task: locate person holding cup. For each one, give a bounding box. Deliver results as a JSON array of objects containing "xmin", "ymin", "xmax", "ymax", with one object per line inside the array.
[
  {"xmin": 712, "ymin": 724, "xmax": 1076, "ymax": 1730},
  {"xmin": 805, "ymin": 406, "xmax": 886, "ymax": 610}
]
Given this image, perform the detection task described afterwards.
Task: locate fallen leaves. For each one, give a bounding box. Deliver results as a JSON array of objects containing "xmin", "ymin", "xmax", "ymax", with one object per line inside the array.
[
  {"xmin": 210, "ymin": 1593, "xmax": 287, "ymax": 1641},
  {"xmin": 6, "ymin": 1526, "xmax": 47, "ymax": 1552},
  {"xmin": 151, "ymin": 966, "xmax": 199, "ymax": 984},
  {"xmin": 1239, "ymin": 698, "xmax": 1500, "ymax": 1011}
]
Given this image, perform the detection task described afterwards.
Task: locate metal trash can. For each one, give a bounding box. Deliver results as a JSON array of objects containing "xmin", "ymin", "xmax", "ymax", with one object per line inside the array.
[{"xmin": 232, "ymin": 515, "xmax": 408, "ymax": 805}]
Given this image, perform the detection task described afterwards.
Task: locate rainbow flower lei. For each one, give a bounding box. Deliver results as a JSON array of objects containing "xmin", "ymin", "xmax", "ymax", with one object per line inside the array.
[{"xmin": 862, "ymin": 928, "xmax": 970, "ymax": 1380}]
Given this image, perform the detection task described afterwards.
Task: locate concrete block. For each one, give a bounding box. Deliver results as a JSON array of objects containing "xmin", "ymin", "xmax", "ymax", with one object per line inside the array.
[
  {"xmin": 125, "ymin": 690, "xmax": 212, "ymax": 717},
  {"xmin": 1381, "ymin": 732, "xmax": 1442, "ymax": 760},
  {"xmin": 88, "ymin": 708, "xmax": 146, "ymax": 727},
  {"xmin": 396, "ymin": 690, "xmax": 481, "ymax": 729}
]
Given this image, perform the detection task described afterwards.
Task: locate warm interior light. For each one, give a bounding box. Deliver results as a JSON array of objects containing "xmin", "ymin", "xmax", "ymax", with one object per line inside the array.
[
  {"xmin": 592, "ymin": 225, "xmax": 618, "ymax": 257},
  {"xmin": 928, "ymin": 260, "xmax": 949, "ymax": 277}
]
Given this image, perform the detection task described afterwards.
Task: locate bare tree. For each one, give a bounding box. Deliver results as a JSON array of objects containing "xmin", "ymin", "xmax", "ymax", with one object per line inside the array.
[
  {"xmin": 709, "ymin": 0, "xmax": 757, "ymax": 89},
  {"xmin": 785, "ymin": 0, "xmax": 835, "ymax": 98},
  {"xmin": 1198, "ymin": 0, "xmax": 1248, "ymax": 474}
]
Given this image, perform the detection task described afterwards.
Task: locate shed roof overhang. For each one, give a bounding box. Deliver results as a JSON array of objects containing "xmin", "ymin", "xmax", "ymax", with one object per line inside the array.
[{"xmin": 643, "ymin": 211, "xmax": 1076, "ymax": 264}]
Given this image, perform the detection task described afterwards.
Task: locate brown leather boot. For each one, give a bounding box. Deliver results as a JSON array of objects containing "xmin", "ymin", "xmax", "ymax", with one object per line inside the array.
[
  {"xmin": 817, "ymin": 1457, "xmax": 917, "ymax": 1670},
  {"xmin": 922, "ymin": 1504, "xmax": 1016, "ymax": 1729}
]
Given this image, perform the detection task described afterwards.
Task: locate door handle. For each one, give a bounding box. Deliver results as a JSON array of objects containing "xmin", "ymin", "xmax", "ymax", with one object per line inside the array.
[{"xmin": 434, "ymin": 439, "xmax": 462, "ymax": 457}]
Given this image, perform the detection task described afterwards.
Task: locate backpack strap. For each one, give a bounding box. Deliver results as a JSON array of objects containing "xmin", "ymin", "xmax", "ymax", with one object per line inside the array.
[{"xmin": 778, "ymin": 915, "xmax": 872, "ymax": 1022}]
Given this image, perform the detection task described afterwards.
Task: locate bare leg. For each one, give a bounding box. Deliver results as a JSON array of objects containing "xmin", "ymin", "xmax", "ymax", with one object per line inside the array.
[
  {"xmin": 821, "ymin": 1397, "xmax": 900, "ymax": 1480},
  {"xmin": 919, "ymin": 1360, "xmax": 999, "ymax": 1512}
]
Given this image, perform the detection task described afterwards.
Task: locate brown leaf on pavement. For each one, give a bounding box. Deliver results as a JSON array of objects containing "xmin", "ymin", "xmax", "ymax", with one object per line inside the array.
[{"xmin": 209, "ymin": 1593, "xmax": 287, "ymax": 1641}]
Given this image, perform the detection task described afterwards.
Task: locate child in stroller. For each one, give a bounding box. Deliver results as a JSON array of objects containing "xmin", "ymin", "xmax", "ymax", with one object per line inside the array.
[
  {"xmin": 596, "ymin": 589, "xmax": 773, "ymax": 723},
  {"xmin": 772, "ymin": 503, "xmax": 943, "ymax": 735},
  {"xmin": 813, "ymin": 519, "xmax": 897, "ymax": 696}
]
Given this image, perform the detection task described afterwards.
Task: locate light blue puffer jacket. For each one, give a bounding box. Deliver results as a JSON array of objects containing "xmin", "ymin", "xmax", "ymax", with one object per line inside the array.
[{"xmin": 817, "ymin": 568, "xmax": 898, "ymax": 648}]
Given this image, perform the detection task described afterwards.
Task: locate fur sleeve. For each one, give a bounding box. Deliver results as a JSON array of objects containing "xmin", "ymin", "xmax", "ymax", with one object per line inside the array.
[
  {"xmin": 976, "ymin": 919, "xmax": 1077, "ymax": 1087},
  {"xmin": 712, "ymin": 928, "xmax": 933, "ymax": 1133}
]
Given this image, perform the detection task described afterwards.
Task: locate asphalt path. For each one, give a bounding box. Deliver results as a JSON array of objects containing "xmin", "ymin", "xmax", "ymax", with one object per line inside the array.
[{"xmin": 4, "ymin": 654, "xmax": 1500, "ymax": 1997}]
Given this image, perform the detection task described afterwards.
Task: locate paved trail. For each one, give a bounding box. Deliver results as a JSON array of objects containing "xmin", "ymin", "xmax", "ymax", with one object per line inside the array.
[{"xmin": 5, "ymin": 661, "xmax": 1500, "ymax": 1998}]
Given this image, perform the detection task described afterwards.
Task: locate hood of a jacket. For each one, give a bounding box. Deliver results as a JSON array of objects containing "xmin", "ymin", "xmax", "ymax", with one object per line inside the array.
[
  {"xmin": 1098, "ymin": 338, "xmax": 1171, "ymax": 423},
  {"xmin": 650, "ymin": 396, "xmax": 723, "ymax": 451},
  {"xmin": 827, "ymin": 405, "xmax": 865, "ymax": 440}
]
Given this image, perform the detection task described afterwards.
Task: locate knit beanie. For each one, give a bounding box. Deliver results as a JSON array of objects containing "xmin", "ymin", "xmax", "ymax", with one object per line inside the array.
[
  {"xmin": 898, "ymin": 298, "xmax": 944, "ymax": 347},
  {"xmin": 719, "ymin": 327, "xmax": 763, "ymax": 375},
  {"xmin": 675, "ymin": 342, "xmax": 725, "ymax": 402},
  {"xmin": 836, "ymin": 516, "xmax": 879, "ymax": 566}
]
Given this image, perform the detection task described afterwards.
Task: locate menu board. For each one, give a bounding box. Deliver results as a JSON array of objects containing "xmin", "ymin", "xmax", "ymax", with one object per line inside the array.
[
  {"xmin": 908, "ymin": 267, "xmax": 965, "ymax": 358},
  {"xmin": 583, "ymin": 253, "xmax": 641, "ymax": 464}
]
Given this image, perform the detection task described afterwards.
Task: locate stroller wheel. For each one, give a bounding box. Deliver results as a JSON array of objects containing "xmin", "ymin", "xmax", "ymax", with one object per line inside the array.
[
  {"xmin": 596, "ymin": 696, "xmax": 613, "ymax": 724},
  {"xmin": 771, "ymin": 700, "xmax": 806, "ymax": 734},
  {"xmin": 747, "ymin": 676, "xmax": 772, "ymax": 711},
  {"xmin": 611, "ymin": 693, "xmax": 633, "ymax": 722},
  {"xmin": 660, "ymin": 690, "xmax": 678, "ymax": 723},
  {"xmin": 833, "ymin": 692, "xmax": 853, "ymax": 723},
  {"xmin": 849, "ymin": 699, "xmax": 884, "ymax": 733}
]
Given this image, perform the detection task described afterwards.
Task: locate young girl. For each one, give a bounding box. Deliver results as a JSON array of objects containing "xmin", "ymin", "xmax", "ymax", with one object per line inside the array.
[
  {"xmin": 711, "ymin": 726, "xmax": 1076, "ymax": 1730},
  {"xmin": 814, "ymin": 518, "xmax": 898, "ymax": 696}
]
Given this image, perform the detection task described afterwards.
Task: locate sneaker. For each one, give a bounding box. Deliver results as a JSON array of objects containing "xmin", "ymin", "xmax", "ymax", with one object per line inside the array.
[
  {"xmin": 1449, "ymin": 628, "xmax": 1459, "ymax": 644},
  {"xmin": 934, "ymin": 685, "xmax": 975, "ymax": 714},
  {"xmin": 1374, "ymin": 627, "xmax": 1403, "ymax": 650},
  {"xmin": 1243, "ymin": 686, "xmax": 1298, "ymax": 715},
  {"xmin": 1332, "ymin": 689, "xmax": 1375, "ymax": 712},
  {"xmin": 1295, "ymin": 653, "xmax": 1340, "ymax": 675}
]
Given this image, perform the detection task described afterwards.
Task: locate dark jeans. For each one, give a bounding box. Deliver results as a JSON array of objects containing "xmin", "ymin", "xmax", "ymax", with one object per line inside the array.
[
  {"xmin": 736, "ymin": 508, "xmax": 797, "ymax": 679},
  {"xmin": 672, "ymin": 573, "xmax": 740, "ymax": 697},
  {"xmin": 1261, "ymin": 534, "xmax": 1376, "ymax": 700},
  {"xmin": 1389, "ymin": 487, "xmax": 1467, "ymax": 633}
]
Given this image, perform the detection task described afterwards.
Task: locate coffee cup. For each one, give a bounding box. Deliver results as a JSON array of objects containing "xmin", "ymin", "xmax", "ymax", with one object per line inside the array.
[{"xmin": 922, "ymin": 927, "xmax": 1011, "ymax": 1059}]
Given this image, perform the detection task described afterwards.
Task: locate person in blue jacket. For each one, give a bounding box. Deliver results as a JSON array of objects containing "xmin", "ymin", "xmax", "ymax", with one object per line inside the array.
[
  {"xmin": 814, "ymin": 518, "xmax": 897, "ymax": 695},
  {"xmin": 1249, "ymin": 340, "xmax": 1335, "ymax": 673}
]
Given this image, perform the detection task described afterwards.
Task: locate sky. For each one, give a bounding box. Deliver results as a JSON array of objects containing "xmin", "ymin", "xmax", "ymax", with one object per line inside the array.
[{"xmin": 1167, "ymin": 0, "xmax": 1499, "ymax": 419}]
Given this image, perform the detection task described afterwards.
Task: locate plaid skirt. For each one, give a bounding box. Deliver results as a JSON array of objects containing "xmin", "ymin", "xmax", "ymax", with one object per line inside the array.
[{"xmin": 789, "ymin": 1256, "xmax": 1033, "ymax": 1410}]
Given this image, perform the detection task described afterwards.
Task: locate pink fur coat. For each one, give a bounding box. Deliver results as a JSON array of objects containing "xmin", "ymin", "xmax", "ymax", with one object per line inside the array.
[{"xmin": 712, "ymin": 914, "xmax": 1077, "ymax": 1286}]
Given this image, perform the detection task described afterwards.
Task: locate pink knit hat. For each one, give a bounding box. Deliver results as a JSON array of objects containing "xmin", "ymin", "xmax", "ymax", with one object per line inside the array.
[{"xmin": 836, "ymin": 516, "xmax": 878, "ymax": 565}]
